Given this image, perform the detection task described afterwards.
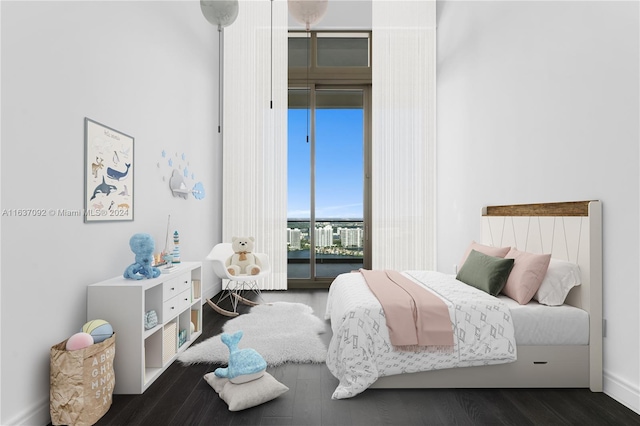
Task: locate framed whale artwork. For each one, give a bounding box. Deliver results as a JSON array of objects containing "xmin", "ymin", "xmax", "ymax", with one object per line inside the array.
[{"xmin": 84, "ymin": 118, "xmax": 134, "ymax": 222}]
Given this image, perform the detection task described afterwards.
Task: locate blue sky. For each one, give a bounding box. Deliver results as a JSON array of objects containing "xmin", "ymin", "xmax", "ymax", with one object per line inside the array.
[{"xmin": 288, "ymin": 108, "xmax": 363, "ymax": 219}]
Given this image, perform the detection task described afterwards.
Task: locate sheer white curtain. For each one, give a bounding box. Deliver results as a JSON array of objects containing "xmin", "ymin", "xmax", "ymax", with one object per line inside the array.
[
  {"xmin": 371, "ymin": 0, "xmax": 437, "ymax": 270},
  {"xmin": 223, "ymin": 0, "xmax": 288, "ymax": 289}
]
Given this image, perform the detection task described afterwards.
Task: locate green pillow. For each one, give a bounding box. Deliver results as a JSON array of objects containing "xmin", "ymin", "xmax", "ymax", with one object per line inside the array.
[{"xmin": 456, "ymin": 249, "xmax": 515, "ymax": 296}]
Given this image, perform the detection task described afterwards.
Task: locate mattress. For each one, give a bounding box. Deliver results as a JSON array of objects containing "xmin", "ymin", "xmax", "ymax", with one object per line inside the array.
[
  {"xmin": 325, "ymin": 270, "xmax": 518, "ymax": 399},
  {"xmin": 498, "ymin": 295, "xmax": 589, "ymax": 345}
]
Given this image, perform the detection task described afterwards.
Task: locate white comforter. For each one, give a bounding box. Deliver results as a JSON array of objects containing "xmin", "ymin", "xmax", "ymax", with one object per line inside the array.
[{"xmin": 325, "ymin": 271, "xmax": 517, "ymax": 399}]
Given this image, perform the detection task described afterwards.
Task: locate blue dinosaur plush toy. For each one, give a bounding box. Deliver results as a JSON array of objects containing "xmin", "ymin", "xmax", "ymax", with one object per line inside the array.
[
  {"xmin": 214, "ymin": 330, "xmax": 267, "ymax": 384},
  {"xmin": 123, "ymin": 233, "xmax": 161, "ymax": 280}
]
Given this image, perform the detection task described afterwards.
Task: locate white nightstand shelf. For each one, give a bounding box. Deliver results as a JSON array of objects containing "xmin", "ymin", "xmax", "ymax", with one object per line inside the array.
[{"xmin": 87, "ymin": 261, "xmax": 203, "ymax": 394}]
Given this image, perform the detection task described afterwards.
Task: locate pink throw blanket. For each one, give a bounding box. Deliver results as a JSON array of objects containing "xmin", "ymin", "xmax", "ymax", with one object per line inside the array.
[{"xmin": 360, "ymin": 269, "xmax": 454, "ymax": 349}]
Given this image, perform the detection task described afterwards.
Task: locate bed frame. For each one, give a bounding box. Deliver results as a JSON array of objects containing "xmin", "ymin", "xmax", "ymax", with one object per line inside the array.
[{"xmin": 370, "ymin": 200, "xmax": 603, "ymax": 392}]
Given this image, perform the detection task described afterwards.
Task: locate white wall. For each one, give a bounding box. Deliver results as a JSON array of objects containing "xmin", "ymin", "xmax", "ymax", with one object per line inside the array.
[
  {"xmin": 0, "ymin": 1, "xmax": 222, "ymax": 424},
  {"xmin": 436, "ymin": 0, "xmax": 639, "ymax": 412}
]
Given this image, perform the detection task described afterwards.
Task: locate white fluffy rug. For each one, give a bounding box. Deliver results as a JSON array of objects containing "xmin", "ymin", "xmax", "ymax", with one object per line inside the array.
[{"xmin": 178, "ymin": 302, "xmax": 327, "ymax": 366}]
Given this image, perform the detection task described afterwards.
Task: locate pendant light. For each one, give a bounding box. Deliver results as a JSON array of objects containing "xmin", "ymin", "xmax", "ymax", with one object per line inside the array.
[
  {"xmin": 287, "ymin": 0, "xmax": 328, "ymax": 31},
  {"xmin": 201, "ymin": 0, "xmax": 240, "ymax": 133}
]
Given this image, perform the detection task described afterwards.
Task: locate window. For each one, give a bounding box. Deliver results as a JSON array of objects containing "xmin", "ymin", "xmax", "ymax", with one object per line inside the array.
[
  {"xmin": 287, "ymin": 32, "xmax": 372, "ymax": 288},
  {"xmin": 288, "ymin": 31, "xmax": 372, "ymax": 83}
]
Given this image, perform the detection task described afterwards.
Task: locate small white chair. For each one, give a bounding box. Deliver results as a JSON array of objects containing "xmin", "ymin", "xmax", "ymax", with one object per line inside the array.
[{"xmin": 205, "ymin": 243, "xmax": 271, "ymax": 316}]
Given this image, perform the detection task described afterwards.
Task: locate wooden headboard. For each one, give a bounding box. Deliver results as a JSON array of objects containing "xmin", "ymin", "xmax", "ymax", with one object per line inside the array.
[{"xmin": 481, "ymin": 200, "xmax": 603, "ymax": 391}]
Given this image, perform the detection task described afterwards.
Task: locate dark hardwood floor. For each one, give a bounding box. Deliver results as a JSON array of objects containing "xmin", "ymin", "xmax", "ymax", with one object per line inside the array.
[{"xmin": 90, "ymin": 290, "xmax": 640, "ymax": 426}]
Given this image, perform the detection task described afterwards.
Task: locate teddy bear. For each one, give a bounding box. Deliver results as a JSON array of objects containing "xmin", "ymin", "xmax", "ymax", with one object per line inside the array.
[
  {"xmin": 124, "ymin": 233, "xmax": 162, "ymax": 280},
  {"xmin": 226, "ymin": 236, "xmax": 261, "ymax": 276}
]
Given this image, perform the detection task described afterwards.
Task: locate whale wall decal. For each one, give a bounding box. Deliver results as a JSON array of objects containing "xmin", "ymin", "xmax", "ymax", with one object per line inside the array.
[
  {"xmin": 107, "ymin": 163, "xmax": 131, "ymax": 181},
  {"xmin": 90, "ymin": 176, "xmax": 117, "ymax": 200}
]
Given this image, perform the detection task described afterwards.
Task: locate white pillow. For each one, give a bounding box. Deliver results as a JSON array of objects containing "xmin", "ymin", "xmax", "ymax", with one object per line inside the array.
[
  {"xmin": 204, "ymin": 372, "xmax": 227, "ymax": 393},
  {"xmin": 203, "ymin": 372, "xmax": 288, "ymax": 411},
  {"xmin": 533, "ymin": 259, "xmax": 581, "ymax": 306}
]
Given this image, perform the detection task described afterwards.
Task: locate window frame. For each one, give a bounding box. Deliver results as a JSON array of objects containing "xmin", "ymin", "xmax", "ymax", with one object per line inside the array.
[
  {"xmin": 288, "ymin": 31, "xmax": 372, "ymax": 85},
  {"xmin": 287, "ymin": 31, "xmax": 372, "ymax": 289}
]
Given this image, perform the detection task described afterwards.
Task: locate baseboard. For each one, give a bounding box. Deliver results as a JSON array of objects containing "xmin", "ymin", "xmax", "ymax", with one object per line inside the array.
[
  {"xmin": 604, "ymin": 370, "xmax": 640, "ymax": 414},
  {"xmin": 4, "ymin": 395, "xmax": 50, "ymax": 426}
]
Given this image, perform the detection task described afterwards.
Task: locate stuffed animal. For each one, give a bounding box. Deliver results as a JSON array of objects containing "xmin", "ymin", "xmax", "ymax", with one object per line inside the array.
[
  {"xmin": 214, "ymin": 330, "xmax": 267, "ymax": 384},
  {"xmin": 124, "ymin": 233, "xmax": 162, "ymax": 280},
  {"xmin": 226, "ymin": 236, "xmax": 261, "ymax": 276}
]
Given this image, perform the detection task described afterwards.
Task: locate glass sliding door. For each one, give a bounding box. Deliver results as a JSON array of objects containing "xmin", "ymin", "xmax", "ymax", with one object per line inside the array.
[
  {"xmin": 288, "ymin": 87, "xmax": 369, "ymax": 286},
  {"xmin": 287, "ymin": 88, "xmax": 311, "ymax": 279},
  {"xmin": 314, "ymin": 90, "xmax": 364, "ymax": 278}
]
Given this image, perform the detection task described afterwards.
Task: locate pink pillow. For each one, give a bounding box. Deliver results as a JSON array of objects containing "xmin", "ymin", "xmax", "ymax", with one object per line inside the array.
[
  {"xmin": 459, "ymin": 241, "xmax": 511, "ymax": 268},
  {"xmin": 502, "ymin": 248, "xmax": 551, "ymax": 305}
]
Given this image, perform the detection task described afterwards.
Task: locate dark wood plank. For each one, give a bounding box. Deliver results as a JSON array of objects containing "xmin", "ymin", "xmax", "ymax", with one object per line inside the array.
[
  {"xmin": 454, "ymin": 388, "xmax": 534, "ymax": 426},
  {"xmin": 434, "ymin": 388, "xmax": 478, "ymax": 425},
  {"xmin": 320, "ymin": 367, "xmax": 353, "ymax": 426},
  {"xmin": 291, "ymin": 377, "xmax": 324, "ymax": 425},
  {"xmin": 195, "ymin": 387, "xmax": 235, "ymax": 426},
  {"xmin": 484, "ymin": 200, "xmax": 593, "ymax": 217},
  {"xmin": 262, "ymin": 363, "xmax": 299, "ymax": 419},
  {"xmin": 135, "ymin": 362, "xmax": 211, "ymax": 426},
  {"xmin": 499, "ymin": 388, "xmax": 567, "ymax": 425},
  {"xmin": 343, "ymin": 390, "xmax": 386, "ymax": 426}
]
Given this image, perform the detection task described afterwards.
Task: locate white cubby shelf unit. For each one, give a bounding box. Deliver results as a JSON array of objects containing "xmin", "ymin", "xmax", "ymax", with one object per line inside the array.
[{"xmin": 87, "ymin": 261, "xmax": 203, "ymax": 394}]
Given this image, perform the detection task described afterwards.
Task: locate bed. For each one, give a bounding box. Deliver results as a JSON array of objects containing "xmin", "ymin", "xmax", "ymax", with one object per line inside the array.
[{"xmin": 324, "ymin": 200, "xmax": 602, "ymax": 399}]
